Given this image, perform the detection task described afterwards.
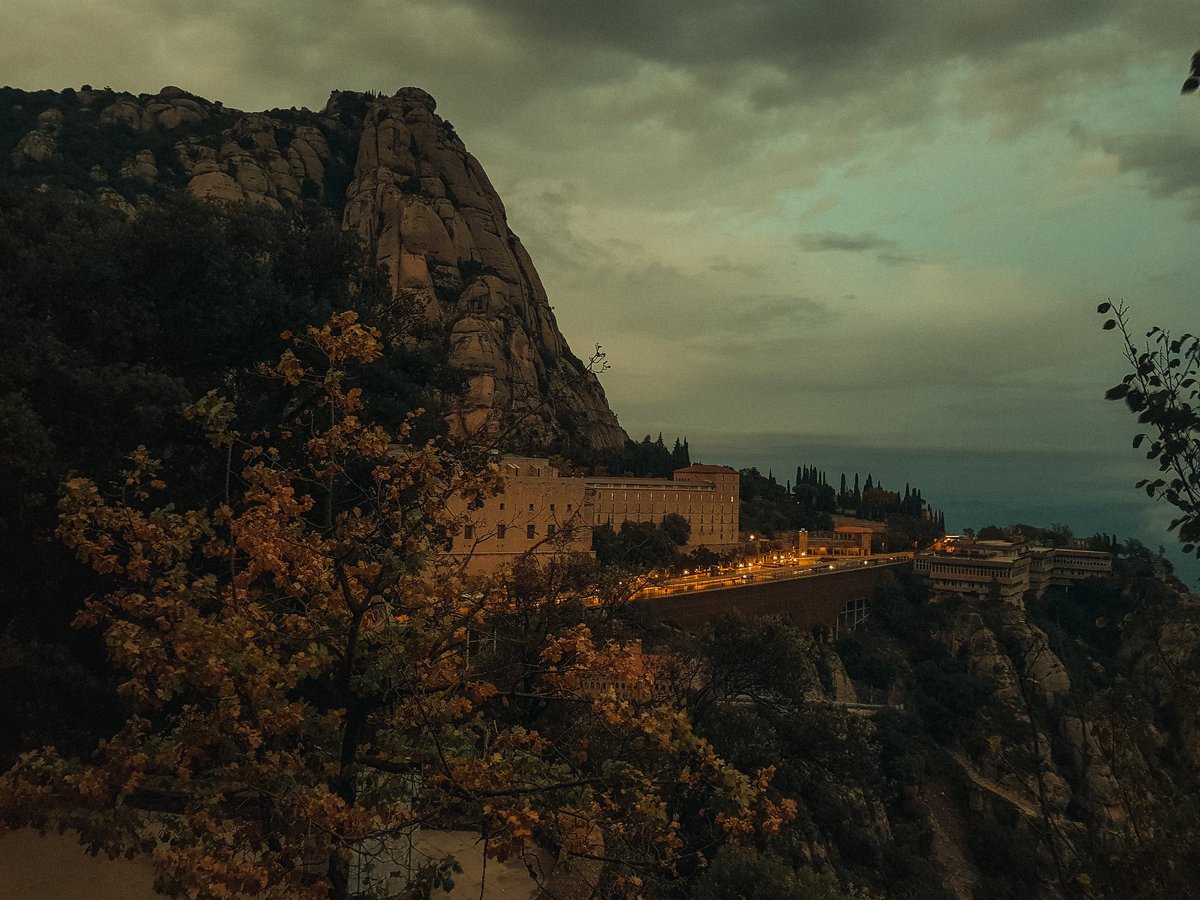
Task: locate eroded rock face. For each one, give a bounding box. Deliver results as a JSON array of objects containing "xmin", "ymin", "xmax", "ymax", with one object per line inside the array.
[
  {"xmin": 10, "ymin": 109, "xmax": 63, "ymax": 166},
  {"xmin": 336, "ymin": 89, "xmax": 625, "ymax": 449},
  {"xmin": 0, "ymin": 85, "xmax": 627, "ymax": 452},
  {"xmin": 815, "ymin": 644, "xmax": 858, "ymax": 703}
]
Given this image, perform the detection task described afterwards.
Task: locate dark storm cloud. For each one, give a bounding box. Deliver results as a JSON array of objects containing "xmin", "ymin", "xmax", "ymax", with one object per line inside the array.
[
  {"xmin": 465, "ymin": 1, "xmax": 1121, "ymax": 75},
  {"xmin": 798, "ymin": 232, "xmax": 896, "ymax": 253},
  {"xmin": 1103, "ymin": 130, "xmax": 1200, "ymax": 218},
  {"xmin": 797, "ymin": 232, "xmax": 921, "ymax": 265},
  {"xmin": 447, "ymin": 0, "xmax": 1181, "ymax": 127}
]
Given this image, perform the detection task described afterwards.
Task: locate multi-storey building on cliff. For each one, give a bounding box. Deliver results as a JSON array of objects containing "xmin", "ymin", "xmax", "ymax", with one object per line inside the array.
[
  {"xmin": 449, "ymin": 458, "xmax": 740, "ymax": 573},
  {"xmin": 914, "ymin": 537, "xmax": 1112, "ymax": 602}
]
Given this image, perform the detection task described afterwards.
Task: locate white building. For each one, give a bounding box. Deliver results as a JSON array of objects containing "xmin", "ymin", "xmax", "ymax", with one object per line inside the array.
[{"xmin": 914, "ymin": 537, "xmax": 1112, "ymax": 602}]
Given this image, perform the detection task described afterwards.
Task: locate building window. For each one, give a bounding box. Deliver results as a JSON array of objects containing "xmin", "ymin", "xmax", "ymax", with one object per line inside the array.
[
  {"xmin": 550, "ymin": 503, "xmax": 555, "ymax": 511},
  {"xmin": 547, "ymin": 523, "xmax": 556, "ymax": 537},
  {"xmin": 497, "ymin": 523, "xmax": 507, "ymax": 540},
  {"xmin": 527, "ymin": 524, "xmax": 536, "ymax": 539},
  {"xmin": 464, "ymin": 524, "xmax": 474, "ymax": 540},
  {"xmin": 567, "ymin": 504, "xmax": 572, "ymax": 511},
  {"xmin": 499, "ymin": 503, "xmax": 505, "ymax": 511}
]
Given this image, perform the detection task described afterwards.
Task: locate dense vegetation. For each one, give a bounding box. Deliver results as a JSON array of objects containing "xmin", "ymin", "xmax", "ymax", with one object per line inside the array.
[
  {"xmin": 606, "ymin": 433, "xmax": 692, "ymax": 477},
  {"xmin": 737, "ymin": 465, "xmax": 945, "ymax": 552},
  {"xmin": 0, "ymin": 183, "xmax": 464, "ymax": 759}
]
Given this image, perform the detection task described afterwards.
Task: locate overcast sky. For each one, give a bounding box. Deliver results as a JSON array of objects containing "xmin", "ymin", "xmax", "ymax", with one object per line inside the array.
[{"xmin": 5, "ymin": 1, "xmax": 1200, "ymax": 464}]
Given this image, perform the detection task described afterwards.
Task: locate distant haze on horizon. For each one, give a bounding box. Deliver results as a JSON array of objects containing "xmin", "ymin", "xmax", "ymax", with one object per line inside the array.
[{"xmin": 4, "ymin": 1, "xmax": 1199, "ymax": 562}]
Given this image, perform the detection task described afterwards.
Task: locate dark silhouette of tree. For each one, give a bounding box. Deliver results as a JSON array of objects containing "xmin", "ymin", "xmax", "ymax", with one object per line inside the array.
[
  {"xmin": 1183, "ymin": 50, "xmax": 1200, "ymax": 94},
  {"xmin": 1100, "ymin": 301, "xmax": 1200, "ymax": 555}
]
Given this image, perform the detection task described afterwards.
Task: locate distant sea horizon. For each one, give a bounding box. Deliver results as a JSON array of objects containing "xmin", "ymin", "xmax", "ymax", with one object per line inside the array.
[{"xmin": 672, "ymin": 433, "xmax": 1200, "ymax": 586}]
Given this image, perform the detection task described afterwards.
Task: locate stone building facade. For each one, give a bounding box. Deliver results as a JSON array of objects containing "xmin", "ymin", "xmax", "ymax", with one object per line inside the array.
[
  {"xmin": 447, "ymin": 457, "xmax": 592, "ymax": 574},
  {"xmin": 585, "ymin": 464, "xmax": 740, "ymax": 549},
  {"xmin": 448, "ymin": 458, "xmax": 741, "ymax": 574}
]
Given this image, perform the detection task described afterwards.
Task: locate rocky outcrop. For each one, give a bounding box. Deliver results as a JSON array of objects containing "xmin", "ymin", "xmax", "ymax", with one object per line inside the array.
[
  {"xmin": 333, "ymin": 88, "xmax": 624, "ymax": 448},
  {"xmin": 9, "ymin": 109, "xmax": 63, "ymax": 167},
  {"xmin": 815, "ymin": 644, "xmax": 858, "ymax": 703},
  {"xmin": 0, "ymin": 85, "xmax": 627, "ymax": 452}
]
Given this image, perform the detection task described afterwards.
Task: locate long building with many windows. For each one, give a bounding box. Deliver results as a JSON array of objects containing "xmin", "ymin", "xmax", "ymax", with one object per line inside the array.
[
  {"xmin": 448, "ymin": 458, "xmax": 740, "ymax": 573},
  {"xmin": 585, "ymin": 464, "xmax": 740, "ymax": 548},
  {"xmin": 914, "ymin": 537, "xmax": 1112, "ymax": 602},
  {"xmin": 447, "ymin": 457, "xmax": 593, "ymax": 574}
]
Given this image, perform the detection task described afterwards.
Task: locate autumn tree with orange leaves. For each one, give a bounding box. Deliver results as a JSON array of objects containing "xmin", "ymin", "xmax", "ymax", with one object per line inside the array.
[{"xmin": 0, "ymin": 312, "xmax": 790, "ymax": 899}]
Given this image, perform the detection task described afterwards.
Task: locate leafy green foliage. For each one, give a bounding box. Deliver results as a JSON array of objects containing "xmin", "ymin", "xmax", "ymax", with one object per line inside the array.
[
  {"xmin": 691, "ymin": 846, "xmax": 805, "ymax": 899},
  {"xmin": 1182, "ymin": 49, "xmax": 1200, "ymax": 95},
  {"xmin": 1100, "ymin": 301, "xmax": 1200, "ymax": 555},
  {"xmin": 584, "ymin": 432, "xmax": 690, "ymax": 477},
  {"xmin": 660, "ymin": 512, "xmax": 692, "ymax": 546},
  {"xmin": 0, "ymin": 185, "xmax": 465, "ymax": 763},
  {"xmin": 739, "ymin": 467, "xmax": 835, "ymax": 537},
  {"xmin": 593, "ymin": 519, "xmax": 684, "ymax": 569}
]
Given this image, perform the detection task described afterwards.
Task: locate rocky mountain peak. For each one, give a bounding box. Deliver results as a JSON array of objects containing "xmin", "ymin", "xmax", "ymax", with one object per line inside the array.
[{"xmin": 1, "ymin": 84, "xmax": 627, "ymax": 452}]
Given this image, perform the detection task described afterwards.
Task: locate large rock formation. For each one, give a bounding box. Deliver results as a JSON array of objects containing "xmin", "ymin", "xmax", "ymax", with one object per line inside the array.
[{"xmin": 0, "ymin": 84, "xmax": 627, "ymax": 452}]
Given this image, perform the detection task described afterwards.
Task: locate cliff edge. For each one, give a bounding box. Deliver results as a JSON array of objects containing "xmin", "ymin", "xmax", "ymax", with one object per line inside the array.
[{"xmin": 1, "ymin": 84, "xmax": 627, "ymax": 452}]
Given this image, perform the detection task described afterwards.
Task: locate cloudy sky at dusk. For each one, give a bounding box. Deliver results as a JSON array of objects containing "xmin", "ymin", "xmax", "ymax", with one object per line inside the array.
[{"xmin": 5, "ymin": 1, "xmax": 1200, "ymax": 541}]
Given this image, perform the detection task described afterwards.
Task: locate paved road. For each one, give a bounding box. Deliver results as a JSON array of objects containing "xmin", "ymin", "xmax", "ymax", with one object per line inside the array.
[{"xmin": 637, "ymin": 553, "xmax": 912, "ymax": 599}]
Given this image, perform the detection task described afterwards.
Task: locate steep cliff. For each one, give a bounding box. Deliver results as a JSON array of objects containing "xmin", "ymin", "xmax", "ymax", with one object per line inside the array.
[
  {"xmin": 830, "ymin": 562, "xmax": 1200, "ymax": 899},
  {"xmin": 0, "ymin": 84, "xmax": 626, "ymax": 451}
]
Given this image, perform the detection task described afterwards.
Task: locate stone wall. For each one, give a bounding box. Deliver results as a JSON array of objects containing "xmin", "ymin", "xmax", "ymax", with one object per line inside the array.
[{"xmin": 637, "ymin": 563, "xmax": 909, "ymax": 631}]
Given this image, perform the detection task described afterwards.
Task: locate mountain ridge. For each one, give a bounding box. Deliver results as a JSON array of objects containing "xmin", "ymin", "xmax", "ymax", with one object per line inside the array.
[{"xmin": 1, "ymin": 83, "xmax": 627, "ymax": 453}]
